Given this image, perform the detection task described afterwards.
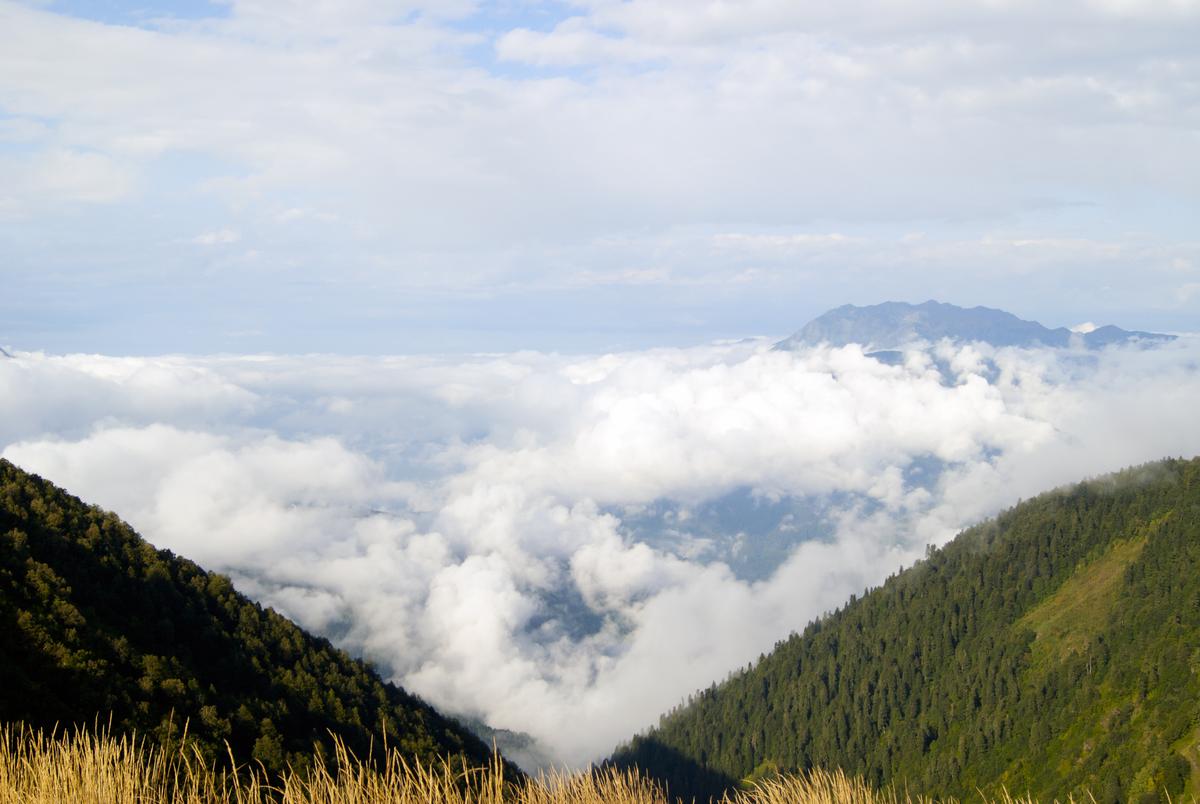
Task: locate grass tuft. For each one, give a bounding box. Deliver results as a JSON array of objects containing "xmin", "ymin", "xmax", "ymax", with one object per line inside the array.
[{"xmin": 0, "ymin": 724, "xmax": 1181, "ymax": 804}]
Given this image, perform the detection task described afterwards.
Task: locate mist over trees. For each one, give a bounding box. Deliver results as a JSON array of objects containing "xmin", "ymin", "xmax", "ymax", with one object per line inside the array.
[
  {"xmin": 3, "ymin": 413, "xmax": 1200, "ymax": 801},
  {"xmin": 0, "ymin": 458, "xmax": 494, "ymax": 775},
  {"xmin": 612, "ymin": 458, "xmax": 1200, "ymax": 802}
]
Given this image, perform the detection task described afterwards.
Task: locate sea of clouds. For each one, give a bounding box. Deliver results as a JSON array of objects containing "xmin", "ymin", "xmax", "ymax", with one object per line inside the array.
[{"xmin": 3, "ymin": 336, "xmax": 1199, "ymax": 766}]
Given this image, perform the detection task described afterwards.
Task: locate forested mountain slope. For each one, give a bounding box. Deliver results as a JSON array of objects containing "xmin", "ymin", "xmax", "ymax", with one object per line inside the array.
[
  {"xmin": 612, "ymin": 458, "xmax": 1200, "ymax": 802},
  {"xmin": 0, "ymin": 458, "xmax": 495, "ymax": 774}
]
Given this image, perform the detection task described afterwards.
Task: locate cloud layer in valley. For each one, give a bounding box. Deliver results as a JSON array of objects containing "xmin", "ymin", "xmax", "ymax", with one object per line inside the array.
[{"xmin": 3, "ymin": 336, "xmax": 1200, "ymax": 765}]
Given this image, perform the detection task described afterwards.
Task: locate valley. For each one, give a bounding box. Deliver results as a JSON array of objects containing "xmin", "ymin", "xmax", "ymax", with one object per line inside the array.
[{"xmin": 2, "ymin": 303, "xmax": 1198, "ymax": 801}]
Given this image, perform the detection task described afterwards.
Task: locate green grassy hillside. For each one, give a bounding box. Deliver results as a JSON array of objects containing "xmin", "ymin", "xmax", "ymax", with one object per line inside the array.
[
  {"xmin": 0, "ymin": 458, "xmax": 495, "ymax": 774},
  {"xmin": 611, "ymin": 458, "xmax": 1200, "ymax": 802}
]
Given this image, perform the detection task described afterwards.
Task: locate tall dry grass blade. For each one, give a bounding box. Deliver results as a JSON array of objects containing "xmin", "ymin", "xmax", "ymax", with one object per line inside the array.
[{"xmin": 0, "ymin": 722, "xmax": 1117, "ymax": 804}]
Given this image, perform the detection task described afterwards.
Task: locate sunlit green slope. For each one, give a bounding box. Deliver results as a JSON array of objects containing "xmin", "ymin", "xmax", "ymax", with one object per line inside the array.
[{"xmin": 613, "ymin": 458, "xmax": 1200, "ymax": 803}]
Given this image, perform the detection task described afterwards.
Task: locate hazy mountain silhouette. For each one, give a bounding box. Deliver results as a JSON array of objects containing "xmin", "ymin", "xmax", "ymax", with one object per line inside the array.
[{"xmin": 776, "ymin": 301, "xmax": 1174, "ymax": 351}]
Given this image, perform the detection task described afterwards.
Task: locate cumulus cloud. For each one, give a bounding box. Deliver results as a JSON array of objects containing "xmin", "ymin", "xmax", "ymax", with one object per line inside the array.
[
  {"xmin": 0, "ymin": 353, "xmax": 257, "ymax": 445},
  {"xmin": 3, "ymin": 337, "xmax": 1200, "ymax": 765}
]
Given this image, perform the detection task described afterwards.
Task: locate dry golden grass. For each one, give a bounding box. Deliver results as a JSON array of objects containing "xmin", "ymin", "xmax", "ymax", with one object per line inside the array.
[
  {"xmin": 0, "ymin": 724, "xmax": 669, "ymax": 804},
  {"xmin": 724, "ymin": 770, "xmax": 1084, "ymax": 804},
  {"xmin": 0, "ymin": 724, "xmax": 1095, "ymax": 804}
]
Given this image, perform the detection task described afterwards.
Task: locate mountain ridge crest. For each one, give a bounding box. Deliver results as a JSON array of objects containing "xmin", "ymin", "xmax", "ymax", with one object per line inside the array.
[{"xmin": 775, "ymin": 300, "xmax": 1174, "ymax": 351}]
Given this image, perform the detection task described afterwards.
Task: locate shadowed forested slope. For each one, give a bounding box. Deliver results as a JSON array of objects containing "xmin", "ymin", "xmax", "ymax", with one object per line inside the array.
[
  {"xmin": 612, "ymin": 458, "xmax": 1200, "ymax": 803},
  {"xmin": 0, "ymin": 458, "xmax": 495, "ymax": 774}
]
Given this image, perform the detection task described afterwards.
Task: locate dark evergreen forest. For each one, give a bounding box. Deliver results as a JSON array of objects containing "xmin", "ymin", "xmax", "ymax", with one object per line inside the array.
[
  {"xmin": 612, "ymin": 458, "xmax": 1200, "ymax": 802},
  {"xmin": 6, "ymin": 451, "xmax": 1199, "ymax": 802},
  {"xmin": 0, "ymin": 458, "xmax": 496, "ymax": 774}
]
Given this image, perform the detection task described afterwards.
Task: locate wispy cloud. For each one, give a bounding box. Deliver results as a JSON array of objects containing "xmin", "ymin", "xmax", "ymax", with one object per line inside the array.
[
  {"xmin": 0, "ymin": 0, "xmax": 1196, "ymax": 350},
  {"xmin": 190, "ymin": 228, "xmax": 240, "ymax": 245}
]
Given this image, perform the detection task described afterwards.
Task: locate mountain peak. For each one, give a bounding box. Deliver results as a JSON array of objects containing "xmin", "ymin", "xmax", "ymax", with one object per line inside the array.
[{"xmin": 775, "ymin": 301, "xmax": 1173, "ymax": 351}]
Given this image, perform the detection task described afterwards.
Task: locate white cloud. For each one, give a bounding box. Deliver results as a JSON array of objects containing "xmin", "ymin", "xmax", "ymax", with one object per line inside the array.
[
  {"xmin": 0, "ymin": 0, "xmax": 1196, "ymax": 321},
  {"xmin": 3, "ymin": 338, "xmax": 1200, "ymax": 766},
  {"xmin": 0, "ymin": 352, "xmax": 257, "ymax": 445},
  {"xmin": 191, "ymin": 228, "xmax": 240, "ymax": 245},
  {"xmin": 0, "ymin": 147, "xmax": 134, "ymax": 214}
]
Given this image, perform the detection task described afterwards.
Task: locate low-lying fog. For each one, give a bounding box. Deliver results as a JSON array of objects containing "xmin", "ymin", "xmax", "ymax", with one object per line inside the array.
[{"xmin": 3, "ymin": 336, "xmax": 1198, "ymax": 765}]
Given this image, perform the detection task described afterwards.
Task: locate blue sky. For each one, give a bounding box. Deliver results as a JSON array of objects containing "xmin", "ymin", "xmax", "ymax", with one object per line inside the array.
[{"xmin": 1, "ymin": 0, "xmax": 1198, "ymax": 354}]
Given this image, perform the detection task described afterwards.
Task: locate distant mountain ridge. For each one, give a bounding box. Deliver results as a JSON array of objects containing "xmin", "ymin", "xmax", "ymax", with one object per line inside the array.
[{"xmin": 775, "ymin": 301, "xmax": 1174, "ymax": 351}]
